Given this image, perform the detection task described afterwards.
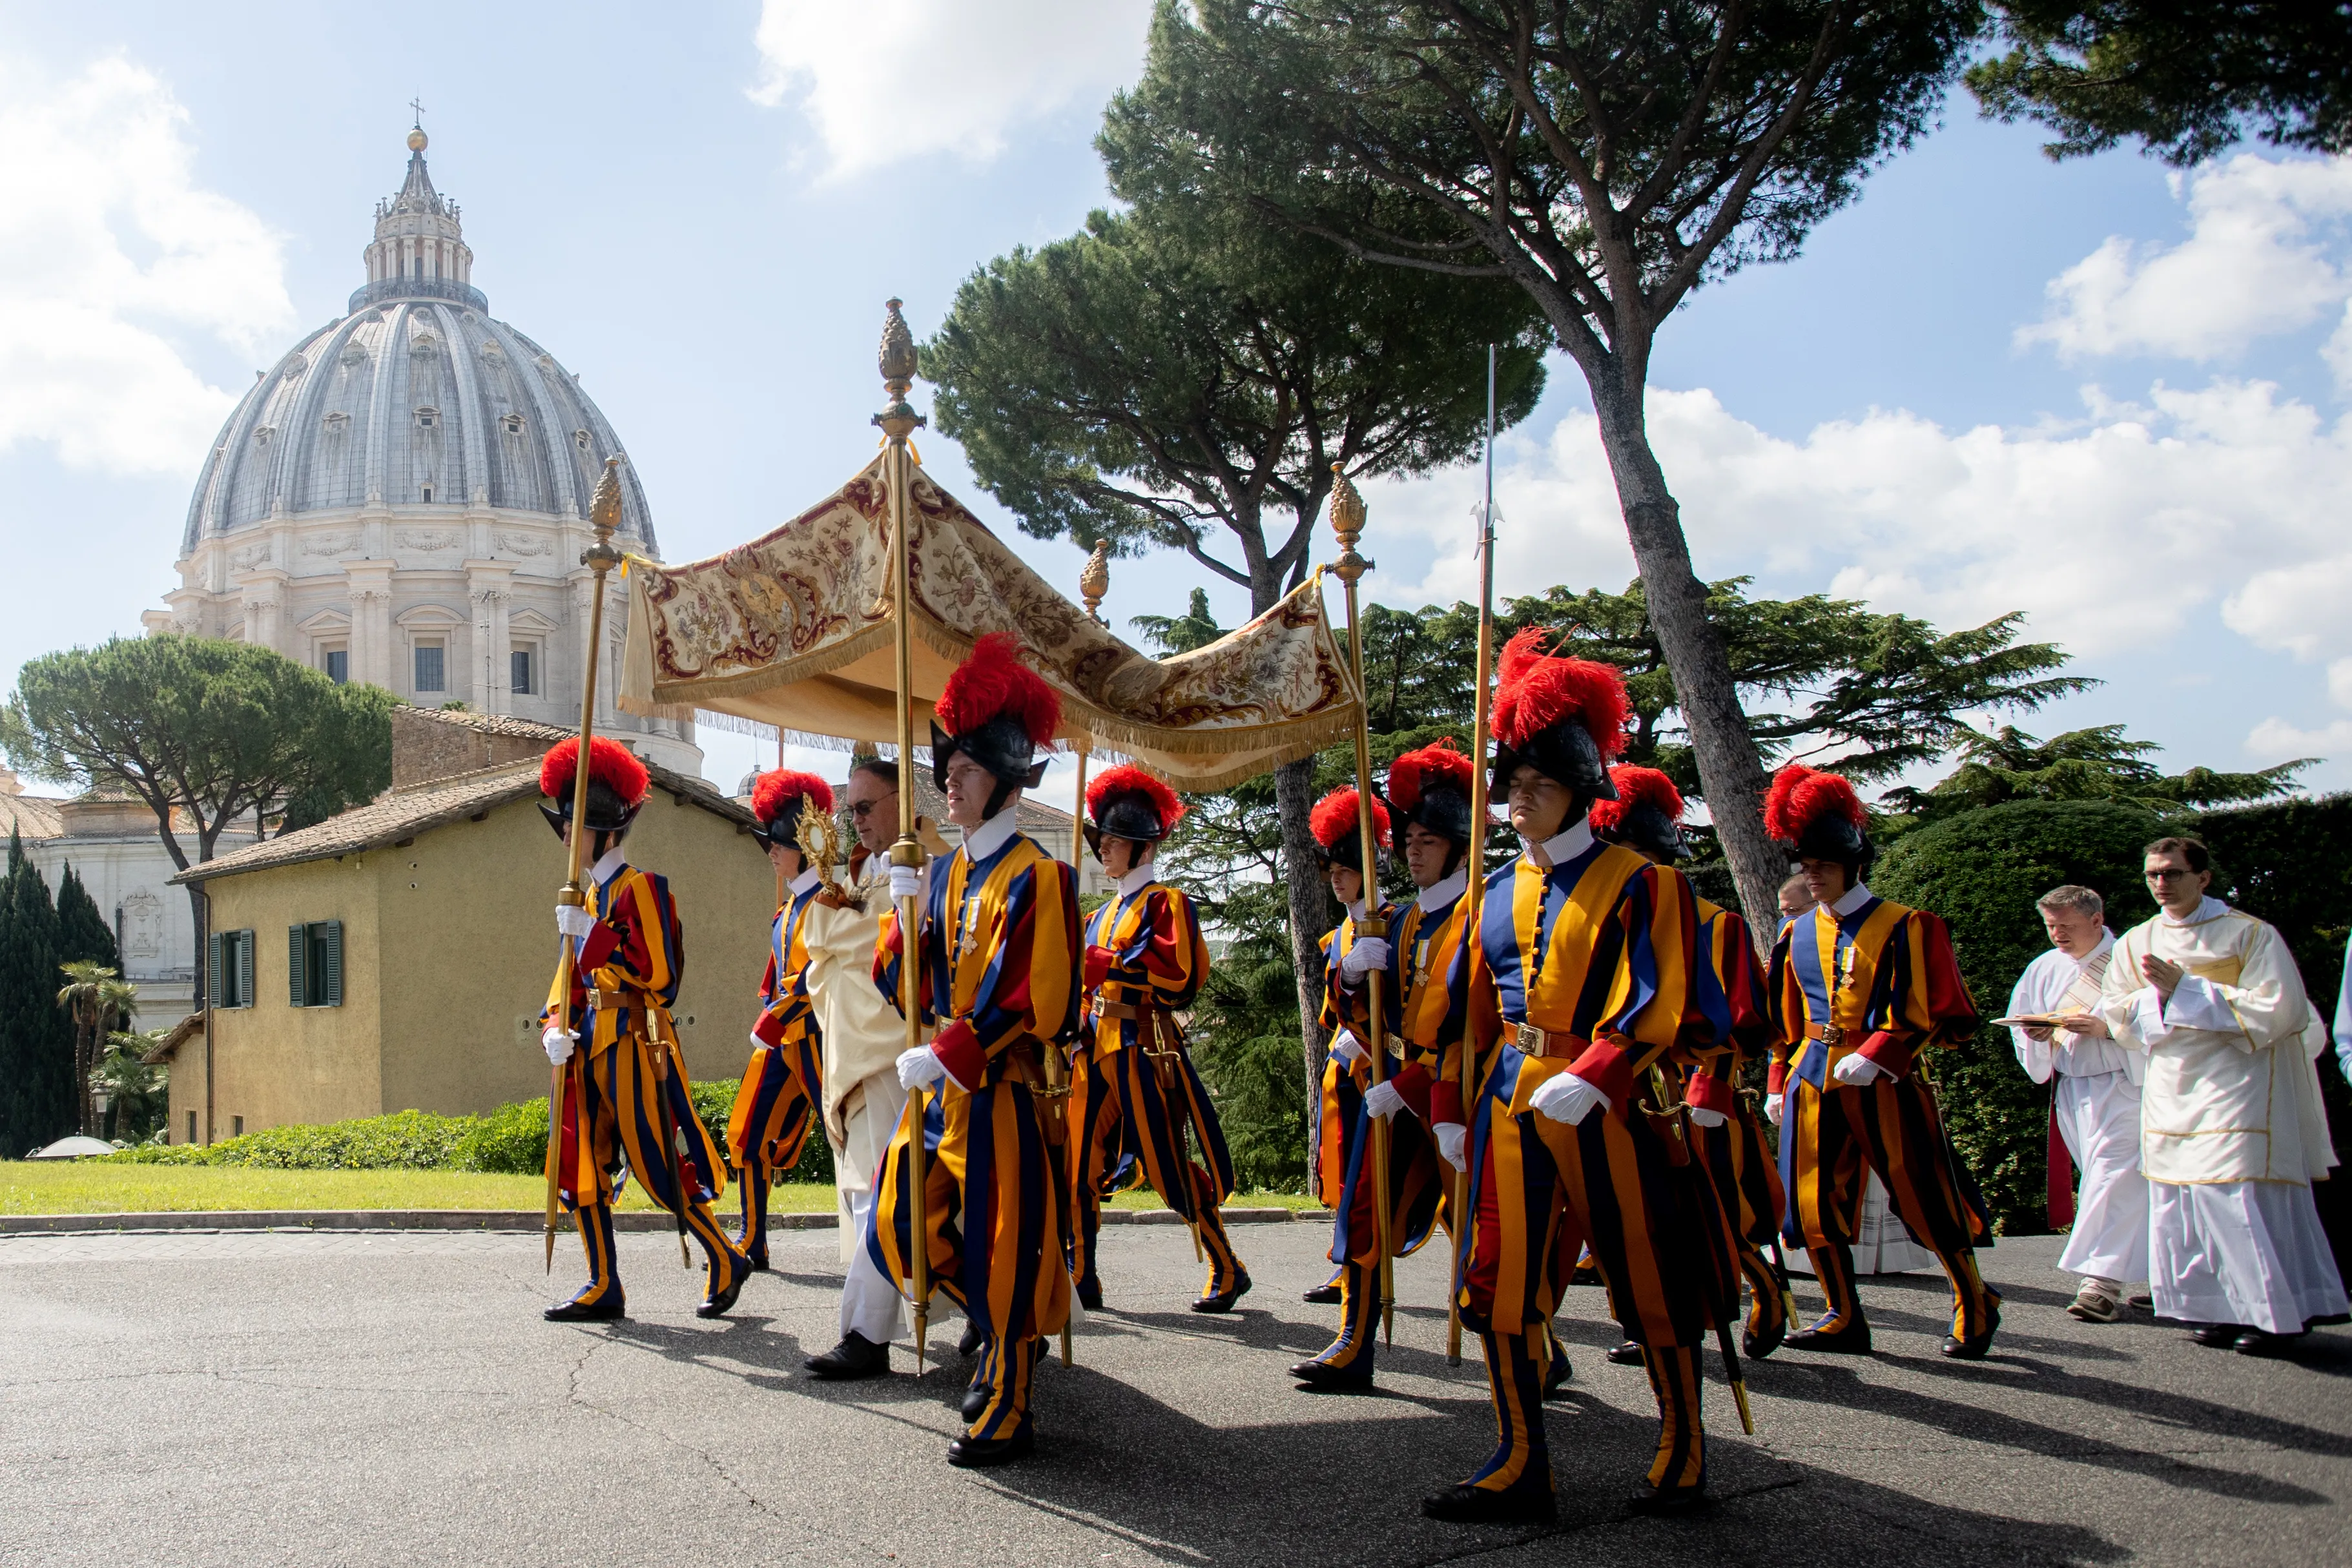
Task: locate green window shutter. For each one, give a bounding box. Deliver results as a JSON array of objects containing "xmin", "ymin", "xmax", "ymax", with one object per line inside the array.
[
  {"xmin": 236, "ymin": 931, "xmax": 254, "ymax": 1010},
  {"xmin": 288, "ymin": 925, "xmax": 307, "ymax": 1007},
  {"xmin": 209, "ymin": 931, "xmax": 224, "ymax": 1007},
  {"xmin": 323, "ymin": 921, "xmax": 343, "ymax": 1007}
]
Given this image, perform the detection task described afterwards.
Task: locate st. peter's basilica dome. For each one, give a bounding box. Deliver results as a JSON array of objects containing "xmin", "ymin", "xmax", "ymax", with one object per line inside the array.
[{"xmin": 148, "ymin": 128, "xmax": 699, "ymax": 776}]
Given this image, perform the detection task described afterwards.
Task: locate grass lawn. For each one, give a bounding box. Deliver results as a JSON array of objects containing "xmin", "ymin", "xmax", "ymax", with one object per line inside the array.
[{"xmin": 0, "ymin": 1163, "xmax": 1325, "ymax": 1217}]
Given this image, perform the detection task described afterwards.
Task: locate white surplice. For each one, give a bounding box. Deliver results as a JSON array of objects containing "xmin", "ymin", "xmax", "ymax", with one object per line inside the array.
[
  {"xmin": 2010, "ymin": 933, "xmax": 2149, "ymax": 1284},
  {"xmin": 2098, "ymin": 898, "xmax": 2347, "ymax": 1332}
]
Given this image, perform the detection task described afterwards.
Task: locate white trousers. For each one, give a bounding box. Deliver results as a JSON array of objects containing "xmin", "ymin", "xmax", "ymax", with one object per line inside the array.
[
  {"xmin": 833, "ymin": 1075, "xmax": 908, "ymax": 1345},
  {"xmin": 2150, "ymin": 1178, "xmax": 2349, "ymax": 1334},
  {"xmin": 2052, "ymin": 1070, "xmax": 2150, "ymax": 1284}
]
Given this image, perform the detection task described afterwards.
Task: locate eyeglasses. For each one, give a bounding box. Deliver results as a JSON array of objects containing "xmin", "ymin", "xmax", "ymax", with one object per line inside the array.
[{"xmin": 847, "ymin": 794, "xmax": 895, "ymax": 820}]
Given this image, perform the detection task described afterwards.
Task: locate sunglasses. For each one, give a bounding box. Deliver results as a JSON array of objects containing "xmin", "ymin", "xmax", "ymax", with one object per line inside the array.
[{"xmin": 847, "ymin": 794, "xmax": 896, "ymax": 820}]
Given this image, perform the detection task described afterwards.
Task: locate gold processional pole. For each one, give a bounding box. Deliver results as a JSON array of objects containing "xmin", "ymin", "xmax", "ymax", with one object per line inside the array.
[
  {"xmin": 1450, "ymin": 348, "xmax": 1501, "ymax": 1366},
  {"xmin": 542, "ymin": 457, "xmax": 627, "ymax": 1272},
  {"xmin": 876, "ymin": 300, "xmax": 931, "ymax": 1374},
  {"xmin": 1329, "ymin": 464, "xmax": 1396, "ymax": 1345}
]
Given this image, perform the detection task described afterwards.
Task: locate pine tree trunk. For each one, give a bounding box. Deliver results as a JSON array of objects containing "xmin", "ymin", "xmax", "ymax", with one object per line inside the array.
[
  {"xmin": 1587, "ymin": 375, "xmax": 1783, "ymax": 938},
  {"xmin": 1271, "ymin": 754, "xmax": 1332, "ymax": 1186}
]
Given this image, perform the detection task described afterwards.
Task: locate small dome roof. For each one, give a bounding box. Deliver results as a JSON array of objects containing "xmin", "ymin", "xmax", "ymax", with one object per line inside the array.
[{"xmin": 179, "ymin": 135, "xmax": 655, "ymax": 557}]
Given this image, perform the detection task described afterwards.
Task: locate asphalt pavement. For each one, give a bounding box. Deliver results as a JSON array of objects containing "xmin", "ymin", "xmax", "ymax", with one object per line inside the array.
[{"xmin": 2, "ymin": 1221, "xmax": 2346, "ymax": 1567}]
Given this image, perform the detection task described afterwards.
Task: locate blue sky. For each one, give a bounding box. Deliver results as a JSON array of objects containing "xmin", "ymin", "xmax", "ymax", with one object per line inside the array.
[{"xmin": 5, "ymin": 1, "xmax": 2350, "ymax": 806}]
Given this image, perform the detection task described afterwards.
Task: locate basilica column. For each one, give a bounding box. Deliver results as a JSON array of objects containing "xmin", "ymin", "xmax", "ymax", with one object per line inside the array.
[
  {"xmin": 466, "ymin": 560, "xmax": 515, "ymax": 714},
  {"xmin": 235, "ymin": 569, "xmax": 289, "ymax": 655},
  {"xmin": 346, "ymin": 562, "xmax": 395, "ymax": 689}
]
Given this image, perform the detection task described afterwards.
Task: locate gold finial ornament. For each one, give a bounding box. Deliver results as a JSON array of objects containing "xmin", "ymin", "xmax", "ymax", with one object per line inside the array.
[
  {"xmin": 1079, "ymin": 539, "xmax": 1111, "ymax": 625},
  {"xmin": 407, "ymin": 128, "xmax": 428, "ymax": 152},
  {"xmin": 584, "ymin": 456, "xmax": 625, "ymax": 573},
  {"xmin": 1329, "ymin": 463, "xmax": 1370, "ymax": 583},
  {"xmin": 874, "ymin": 299, "xmax": 925, "ymax": 442}
]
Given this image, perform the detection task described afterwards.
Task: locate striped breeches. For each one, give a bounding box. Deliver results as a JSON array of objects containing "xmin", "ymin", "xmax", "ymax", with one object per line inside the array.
[
  {"xmin": 1782, "ymin": 1075, "xmax": 1997, "ymax": 1338},
  {"xmin": 557, "ymin": 1040, "xmax": 743, "ymax": 1299},
  {"xmin": 1691, "ymin": 1097, "xmax": 1791, "ymax": 1337},
  {"xmin": 870, "ymin": 1074, "xmax": 1070, "ymax": 1434},
  {"xmin": 727, "ymin": 1039, "xmax": 821, "ymax": 1262},
  {"xmin": 1328, "ymin": 1065, "xmax": 1445, "ymax": 1269},
  {"xmin": 1461, "ymin": 1049, "xmax": 1732, "ymax": 1350},
  {"xmin": 1068, "ymin": 1045, "xmax": 1244, "ymax": 1299}
]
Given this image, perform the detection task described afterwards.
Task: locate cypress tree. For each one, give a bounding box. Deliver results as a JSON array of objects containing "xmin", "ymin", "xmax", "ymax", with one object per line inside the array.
[
  {"xmin": 54, "ymin": 863, "xmax": 118, "ymax": 969},
  {"xmin": 0, "ymin": 830, "xmax": 72, "ymax": 1155}
]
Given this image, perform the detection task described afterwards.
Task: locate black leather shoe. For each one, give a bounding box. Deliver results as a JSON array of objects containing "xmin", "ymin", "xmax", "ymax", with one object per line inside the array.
[
  {"xmin": 2190, "ymin": 1321, "xmax": 2242, "ymax": 1346},
  {"xmin": 1627, "ymin": 1483, "xmax": 1709, "ymax": 1516},
  {"xmin": 1744, "ymin": 1310, "xmax": 1788, "ymax": 1361},
  {"xmin": 946, "ymin": 1426, "xmax": 1035, "ymax": 1467},
  {"xmin": 1543, "ymin": 1346, "xmax": 1572, "ymax": 1398},
  {"xmin": 727, "ymin": 1227, "xmax": 769, "ymax": 1270},
  {"xmin": 1605, "ymin": 1339, "xmax": 1644, "ymax": 1367},
  {"xmin": 696, "ymin": 1272, "xmax": 745, "ymax": 1319},
  {"xmin": 2235, "ymin": 1328, "xmax": 2303, "ymax": 1356},
  {"xmin": 1421, "ymin": 1481, "xmax": 1556, "ymax": 1525},
  {"xmin": 1290, "ymin": 1357, "xmax": 1374, "ymax": 1392},
  {"xmin": 1302, "ymin": 1281, "xmax": 1343, "ymax": 1305},
  {"xmin": 805, "ymin": 1331, "xmax": 890, "ymax": 1379},
  {"xmin": 1941, "ymin": 1301, "xmax": 1999, "ymax": 1359},
  {"xmin": 544, "ymin": 1292, "xmax": 625, "ymax": 1323},
  {"xmin": 1784, "ymin": 1316, "xmax": 1872, "ymax": 1354},
  {"xmin": 958, "ymin": 1319, "xmax": 985, "ymax": 1358},
  {"xmin": 1191, "ymin": 1272, "xmax": 1252, "ymax": 1314},
  {"xmin": 1075, "ymin": 1281, "xmax": 1103, "ymax": 1312}
]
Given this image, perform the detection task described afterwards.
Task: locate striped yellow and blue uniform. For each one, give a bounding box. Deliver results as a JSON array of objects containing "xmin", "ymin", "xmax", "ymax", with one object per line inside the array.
[
  {"xmin": 1068, "ymin": 879, "xmax": 1241, "ymax": 1301},
  {"xmin": 1680, "ymin": 899, "xmax": 1790, "ymax": 1343},
  {"xmin": 544, "ymin": 860, "xmax": 746, "ymax": 1310},
  {"xmin": 869, "ymin": 829, "xmax": 1078, "ymax": 1441},
  {"xmin": 1451, "ymin": 838, "xmax": 1730, "ymax": 1501},
  {"xmin": 1315, "ymin": 905, "xmax": 1396, "ymax": 1206},
  {"xmin": 1766, "ymin": 895, "xmax": 1996, "ymax": 1341},
  {"xmin": 726, "ymin": 878, "xmax": 826, "ymax": 1268},
  {"xmin": 1305, "ymin": 882, "xmax": 1468, "ymax": 1376}
]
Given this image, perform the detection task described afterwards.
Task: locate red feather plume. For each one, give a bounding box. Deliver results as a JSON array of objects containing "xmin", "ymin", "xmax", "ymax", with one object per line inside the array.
[
  {"xmin": 752, "ymin": 768, "xmax": 834, "ymax": 826},
  {"xmin": 1310, "ymin": 786, "xmax": 1390, "ymax": 851},
  {"xmin": 1086, "ymin": 763, "xmax": 1184, "ymax": 831},
  {"xmin": 1588, "ymin": 765, "xmax": 1684, "ymax": 836},
  {"xmin": 539, "ymin": 735, "xmax": 649, "ymax": 808},
  {"xmin": 1491, "ymin": 626, "xmax": 1629, "ymax": 758},
  {"xmin": 933, "ymin": 632, "xmax": 1061, "ymax": 747},
  {"xmin": 1763, "ymin": 764, "xmax": 1867, "ymax": 845},
  {"xmin": 1387, "ymin": 737, "xmax": 1473, "ymax": 814}
]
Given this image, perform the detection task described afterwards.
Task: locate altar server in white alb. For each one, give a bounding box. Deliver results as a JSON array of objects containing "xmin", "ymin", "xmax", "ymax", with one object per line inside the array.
[
  {"xmin": 2093, "ymin": 836, "xmax": 2348, "ymax": 1353},
  {"xmin": 2006, "ymin": 884, "xmax": 2146, "ymax": 1324}
]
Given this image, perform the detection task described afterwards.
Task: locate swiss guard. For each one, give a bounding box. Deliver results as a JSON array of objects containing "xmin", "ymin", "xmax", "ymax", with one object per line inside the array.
[
  {"xmin": 1306, "ymin": 783, "xmax": 1392, "ymax": 1306},
  {"xmin": 725, "ymin": 769, "xmax": 834, "ymax": 1274},
  {"xmin": 1299, "ymin": 739, "xmax": 1470, "ymax": 1389},
  {"xmin": 1762, "ymin": 765, "xmax": 1999, "ymax": 1358},
  {"xmin": 1592, "ymin": 765, "xmax": 1792, "ymax": 1364},
  {"xmin": 539, "ymin": 736, "xmax": 750, "ymax": 1322},
  {"xmin": 870, "ymin": 633, "xmax": 1078, "ymax": 1467},
  {"xmin": 1428, "ymin": 631, "xmax": 1732, "ymax": 1525}
]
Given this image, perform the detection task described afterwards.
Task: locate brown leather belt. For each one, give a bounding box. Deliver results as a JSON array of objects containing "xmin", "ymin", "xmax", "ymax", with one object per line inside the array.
[
  {"xmin": 1095, "ymin": 999, "xmax": 1140, "ymax": 1021},
  {"xmin": 1512, "ymin": 1022, "xmax": 1588, "ymax": 1058},
  {"xmin": 1803, "ymin": 1022, "xmax": 1848, "ymax": 1046}
]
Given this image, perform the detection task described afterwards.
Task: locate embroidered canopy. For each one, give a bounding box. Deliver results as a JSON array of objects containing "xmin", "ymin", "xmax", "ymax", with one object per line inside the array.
[{"xmin": 617, "ymin": 454, "xmax": 1359, "ymax": 790}]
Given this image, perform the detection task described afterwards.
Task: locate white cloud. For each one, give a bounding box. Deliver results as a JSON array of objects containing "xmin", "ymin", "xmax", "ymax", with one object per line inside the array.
[
  {"xmin": 2021, "ymin": 154, "xmax": 2352, "ymax": 363},
  {"xmin": 1387, "ymin": 378, "xmax": 2352, "ymax": 676},
  {"xmin": 747, "ymin": 0, "xmax": 1152, "ymax": 181},
  {"xmin": 0, "ymin": 54, "xmax": 292, "ymax": 475},
  {"xmin": 2245, "ymin": 714, "xmax": 2352, "ymax": 761}
]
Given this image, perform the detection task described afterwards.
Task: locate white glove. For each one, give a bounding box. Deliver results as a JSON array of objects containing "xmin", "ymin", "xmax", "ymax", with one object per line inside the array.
[
  {"xmin": 1687, "ymin": 1105, "xmax": 1728, "ymax": 1129},
  {"xmin": 748, "ymin": 1031, "xmax": 770, "ymax": 1052},
  {"xmin": 1434, "ymin": 1122, "xmax": 1468, "ymax": 1172},
  {"xmin": 1529, "ymin": 1069, "xmax": 1609, "ymax": 1125},
  {"xmin": 1764, "ymin": 1092, "xmax": 1784, "ymax": 1126},
  {"xmin": 1340, "ymin": 936, "xmax": 1390, "ymax": 979},
  {"xmin": 541, "ymin": 1024, "xmax": 577, "ymax": 1066},
  {"xmin": 888, "ymin": 863, "xmax": 924, "ymax": 902},
  {"xmin": 1363, "ymin": 1079, "xmax": 1407, "ymax": 1121},
  {"xmin": 896, "ymin": 1044, "xmax": 948, "ymax": 1093},
  {"xmin": 1327, "ymin": 1029, "xmax": 1367, "ymax": 1068},
  {"xmin": 555, "ymin": 904, "xmax": 596, "ymax": 940},
  {"xmin": 1833, "ymin": 1053, "xmax": 1886, "ymax": 1088}
]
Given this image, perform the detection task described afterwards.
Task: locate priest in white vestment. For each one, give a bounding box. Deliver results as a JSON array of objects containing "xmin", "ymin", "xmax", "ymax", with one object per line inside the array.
[
  {"xmin": 2006, "ymin": 884, "xmax": 2145, "ymax": 1322},
  {"xmin": 2093, "ymin": 836, "xmax": 2347, "ymax": 1351},
  {"xmin": 796, "ymin": 756, "xmax": 944, "ymax": 1377}
]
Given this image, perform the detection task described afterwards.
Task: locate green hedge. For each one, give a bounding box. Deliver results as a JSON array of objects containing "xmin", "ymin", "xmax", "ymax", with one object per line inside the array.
[
  {"xmin": 1872, "ymin": 792, "xmax": 2352, "ymax": 1236},
  {"xmin": 105, "ymin": 1077, "xmax": 836, "ymax": 1185}
]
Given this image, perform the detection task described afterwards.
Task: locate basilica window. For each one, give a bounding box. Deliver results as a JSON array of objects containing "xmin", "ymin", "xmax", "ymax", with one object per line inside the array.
[
  {"xmin": 501, "ymin": 413, "xmax": 524, "ymax": 436},
  {"xmin": 510, "ymin": 643, "xmax": 537, "ymax": 697},
  {"xmin": 413, "ymin": 640, "xmax": 446, "ymax": 694},
  {"xmin": 414, "ymin": 407, "xmax": 438, "ymax": 428},
  {"xmin": 321, "ymin": 645, "xmax": 349, "ymax": 685},
  {"xmin": 421, "ymin": 484, "xmax": 435, "ymax": 503}
]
